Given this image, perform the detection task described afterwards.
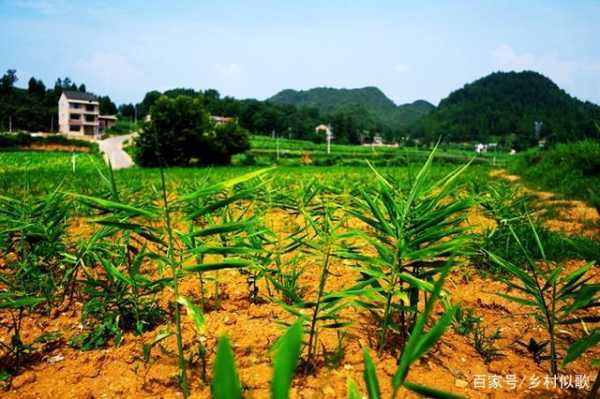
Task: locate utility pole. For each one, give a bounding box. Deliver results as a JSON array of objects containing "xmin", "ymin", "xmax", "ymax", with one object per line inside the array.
[
  {"xmin": 9, "ymin": 115, "xmax": 12, "ymax": 133},
  {"xmin": 326, "ymin": 130, "xmax": 332, "ymax": 154}
]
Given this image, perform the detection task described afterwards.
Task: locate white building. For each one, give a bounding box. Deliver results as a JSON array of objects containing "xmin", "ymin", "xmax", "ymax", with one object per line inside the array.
[
  {"xmin": 58, "ymin": 91, "xmax": 100, "ymax": 137},
  {"xmin": 315, "ymin": 124, "xmax": 332, "ymax": 136}
]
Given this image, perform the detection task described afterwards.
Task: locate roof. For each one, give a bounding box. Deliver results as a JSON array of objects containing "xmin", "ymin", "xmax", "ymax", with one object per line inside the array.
[
  {"xmin": 210, "ymin": 116, "xmax": 234, "ymax": 123},
  {"xmin": 62, "ymin": 91, "xmax": 98, "ymax": 102},
  {"xmin": 99, "ymin": 115, "xmax": 118, "ymax": 120},
  {"xmin": 315, "ymin": 124, "xmax": 331, "ymax": 132}
]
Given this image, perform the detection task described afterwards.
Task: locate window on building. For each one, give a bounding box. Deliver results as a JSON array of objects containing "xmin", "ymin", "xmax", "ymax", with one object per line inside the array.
[
  {"xmin": 70, "ymin": 113, "xmax": 81, "ymax": 120},
  {"xmin": 86, "ymin": 104, "xmax": 95, "ymax": 112},
  {"xmin": 69, "ymin": 103, "xmax": 80, "ymax": 109},
  {"xmin": 69, "ymin": 125, "xmax": 80, "ymax": 132},
  {"xmin": 85, "ymin": 115, "xmax": 96, "ymax": 122}
]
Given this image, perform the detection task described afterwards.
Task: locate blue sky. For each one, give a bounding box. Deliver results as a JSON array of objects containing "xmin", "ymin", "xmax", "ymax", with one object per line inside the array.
[{"xmin": 2, "ymin": 0, "xmax": 600, "ymax": 106}]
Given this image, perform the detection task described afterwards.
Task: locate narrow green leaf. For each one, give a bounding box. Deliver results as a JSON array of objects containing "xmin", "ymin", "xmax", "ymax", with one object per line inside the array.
[
  {"xmin": 179, "ymin": 167, "xmax": 274, "ymax": 202},
  {"xmin": 176, "ymin": 296, "xmax": 205, "ymax": 335},
  {"xmin": 403, "ymin": 381, "xmax": 465, "ymax": 399},
  {"xmin": 562, "ymin": 329, "xmax": 600, "ymax": 367},
  {"xmin": 71, "ymin": 193, "xmax": 158, "ymax": 218},
  {"xmin": 346, "ymin": 378, "xmax": 361, "ymax": 399},
  {"xmin": 362, "ymin": 348, "xmax": 381, "ymax": 399},
  {"xmin": 184, "ymin": 258, "xmax": 252, "ymax": 273},
  {"xmin": 271, "ymin": 318, "xmax": 303, "ymax": 399},
  {"xmin": 212, "ymin": 336, "xmax": 242, "ymax": 399}
]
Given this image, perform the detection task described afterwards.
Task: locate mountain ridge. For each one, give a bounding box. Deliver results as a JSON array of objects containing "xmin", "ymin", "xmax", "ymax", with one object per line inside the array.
[
  {"xmin": 412, "ymin": 70, "xmax": 600, "ymax": 146},
  {"xmin": 268, "ymin": 86, "xmax": 434, "ymax": 133}
]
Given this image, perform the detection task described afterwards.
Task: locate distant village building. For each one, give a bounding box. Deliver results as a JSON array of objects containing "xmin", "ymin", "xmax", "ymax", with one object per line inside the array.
[
  {"xmin": 58, "ymin": 91, "xmax": 116, "ymax": 138},
  {"xmin": 474, "ymin": 142, "xmax": 498, "ymax": 153},
  {"xmin": 58, "ymin": 91, "xmax": 100, "ymax": 137},
  {"xmin": 211, "ymin": 116, "xmax": 234, "ymax": 126},
  {"xmin": 315, "ymin": 124, "xmax": 332, "ymax": 136},
  {"xmin": 99, "ymin": 115, "xmax": 118, "ymax": 135}
]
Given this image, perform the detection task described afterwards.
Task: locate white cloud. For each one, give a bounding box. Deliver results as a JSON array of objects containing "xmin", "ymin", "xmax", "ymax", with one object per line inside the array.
[
  {"xmin": 491, "ymin": 44, "xmax": 574, "ymax": 83},
  {"xmin": 490, "ymin": 44, "xmax": 600, "ymax": 102},
  {"xmin": 491, "ymin": 44, "xmax": 590, "ymax": 87}
]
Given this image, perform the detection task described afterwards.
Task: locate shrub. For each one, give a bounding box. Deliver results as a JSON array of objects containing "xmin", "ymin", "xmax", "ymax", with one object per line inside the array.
[{"xmin": 512, "ymin": 140, "xmax": 600, "ymax": 204}]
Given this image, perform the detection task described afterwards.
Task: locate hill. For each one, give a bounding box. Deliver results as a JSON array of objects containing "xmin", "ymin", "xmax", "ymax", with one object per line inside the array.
[
  {"xmin": 268, "ymin": 86, "xmax": 434, "ymax": 134},
  {"xmin": 412, "ymin": 71, "xmax": 600, "ymax": 147}
]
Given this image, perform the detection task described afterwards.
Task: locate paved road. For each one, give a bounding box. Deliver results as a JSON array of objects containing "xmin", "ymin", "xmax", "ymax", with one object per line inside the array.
[{"xmin": 98, "ymin": 134, "xmax": 136, "ymax": 169}]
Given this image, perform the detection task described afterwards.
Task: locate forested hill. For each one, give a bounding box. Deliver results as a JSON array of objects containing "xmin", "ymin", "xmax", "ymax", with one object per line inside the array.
[
  {"xmin": 268, "ymin": 86, "xmax": 434, "ymax": 131},
  {"xmin": 412, "ymin": 71, "xmax": 600, "ymax": 147}
]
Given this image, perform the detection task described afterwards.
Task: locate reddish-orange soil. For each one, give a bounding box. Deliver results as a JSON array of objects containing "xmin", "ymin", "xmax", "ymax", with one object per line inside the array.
[
  {"xmin": 1, "ymin": 175, "xmax": 598, "ymax": 398},
  {"xmin": 20, "ymin": 144, "xmax": 91, "ymax": 153}
]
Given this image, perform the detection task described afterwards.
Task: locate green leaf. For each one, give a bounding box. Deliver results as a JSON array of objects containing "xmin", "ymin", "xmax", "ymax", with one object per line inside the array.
[
  {"xmin": 212, "ymin": 336, "xmax": 242, "ymax": 399},
  {"xmin": 394, "ymin": 265, "xmax": 451, "ymax": 393},
  {"xmin": 0, "ymin": 369, "xmax": 11, "ymax": 381},
  {"xmin": 346, "ymin": 378, "xmax": 361, "ymax": 399},
  {"xmin": 562, "ymin": 329, "xmax": 600, "ymax": 367},
  {"xmin": 98, "ymin": 257, "xmax": 134, "ymax": 285},
  {"xmin": 176, "ymin": 296, "xmax": 205, "ymax": 334},
  {"xmin": 403, "ymin": 381, "xmax": 465, "ymax": 399},
  {"xmin": 496, "ymin": 293, "xmax": 538, "ymax": 307},
  {"xmin": 70, "ymin": 193, "xmax": 158, "ymax": 218},
  {"xmin": 178, "ymin": 167, "xmax": 274, "ymax": 202},
  {"xmin": 186, "ymin": 190, "xmax": 253, "ymax": 220},
  {"xmin": 0, "ymin": 295, "xmax": 45, "ymax": 309},
  {"xmin": 362, "ymin": 348, "xmax": 381, "ymax": 399},
  {"xmin": 411, "ymin": 305, "xmax": 458, "ymax": 362},
  {"xmin": 191, "ymin": 220, "xmax": 257, "ymax": 237},
  {"xmin": 143, "ymin": 330, "xmax": 172, "ymax": 363},
  {"xmin": 184, "ymin": 258, "xmax": 252, "ymax": 273},
  {"xmin": 271, "ymin": 318, "xmax": 303, "ymax": 399}
]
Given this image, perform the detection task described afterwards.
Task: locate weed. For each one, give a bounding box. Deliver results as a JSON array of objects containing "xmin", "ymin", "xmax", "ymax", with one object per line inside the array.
[
  {"xmin": 453, "ymin": 306, "xmax": 481, "ymax": 336},
  {"xmin": 473, "ymin": 326, "xmax": 502, "ymax": 363}
]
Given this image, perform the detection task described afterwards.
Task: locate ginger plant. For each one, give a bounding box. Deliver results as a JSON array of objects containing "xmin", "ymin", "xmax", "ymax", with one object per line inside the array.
[
  {"xmin": 486, "ymin": 215, "xmax": 600, "ymax": 377},
  {"xmin": 346, "ymin": 148, "xmax": 472, "ymax": 355}
]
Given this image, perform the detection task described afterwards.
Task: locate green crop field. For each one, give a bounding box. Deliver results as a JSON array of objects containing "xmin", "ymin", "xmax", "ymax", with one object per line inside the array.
[{"xmin": 0, "ymin": 147, "xmax": 599, "ymax": 398}]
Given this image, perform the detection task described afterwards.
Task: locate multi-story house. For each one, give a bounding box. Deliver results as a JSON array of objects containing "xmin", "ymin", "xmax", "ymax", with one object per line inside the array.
[{"xmin": 58, "ymin": 91, "xmax": 100, "ymax": 137}]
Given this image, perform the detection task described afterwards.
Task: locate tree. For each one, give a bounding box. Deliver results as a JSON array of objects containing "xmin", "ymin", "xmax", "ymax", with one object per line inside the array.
[
  {"xmin": 98, "ymin": 95, "xmax": 118, "ymax": 115},
  {"xmin": 135, "ymin": 95, "xmax": 249, "ymax": 166},
  {"xmin": 139, "ymin": 90, "xmax": 162, "ymax": 117},
  {"xmin": 78, "ymin": 84, "xmax": 86, "ymax": 93},
  {"xmin": 28, "ymin": 77, "xmax": 46, "ymax": 97},
  {"xmin": 119, "ymin": 103, "xmax": 136, "ymax": 119},
  {"xmin": 1, "ymin": 69, "xmax": 18, "ymax": 93}
]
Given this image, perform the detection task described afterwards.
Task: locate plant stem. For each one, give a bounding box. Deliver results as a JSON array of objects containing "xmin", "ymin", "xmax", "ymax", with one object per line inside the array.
[
  {"xmin": 549, "ymin": 283, "xmax": 558, "ymax": 377},
  {"xmin": 378, "ymin": 274, "xmax": 398, "ymax": 355},
  {"xmin": 306, "ymin": 244, "xmax": 331, "ymax": 368},
  {"xmin": 160, "ymin": 168, "xmax": 189, "ymax": 398}
]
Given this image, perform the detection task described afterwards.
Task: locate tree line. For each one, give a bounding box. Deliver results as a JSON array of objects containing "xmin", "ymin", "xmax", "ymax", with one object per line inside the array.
[
  {"xmin": 123, "ymin": 88, "xmax": 384, "ymax": 145},
  {"xmin": 0, "ymin": 69, "xmax": 117, "ymax": 132}
]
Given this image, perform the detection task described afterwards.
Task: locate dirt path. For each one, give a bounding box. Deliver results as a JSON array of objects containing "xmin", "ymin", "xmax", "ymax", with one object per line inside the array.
[{"xmin": 490, "ymin": 169, "xmax": 600, "ymax": 238}]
